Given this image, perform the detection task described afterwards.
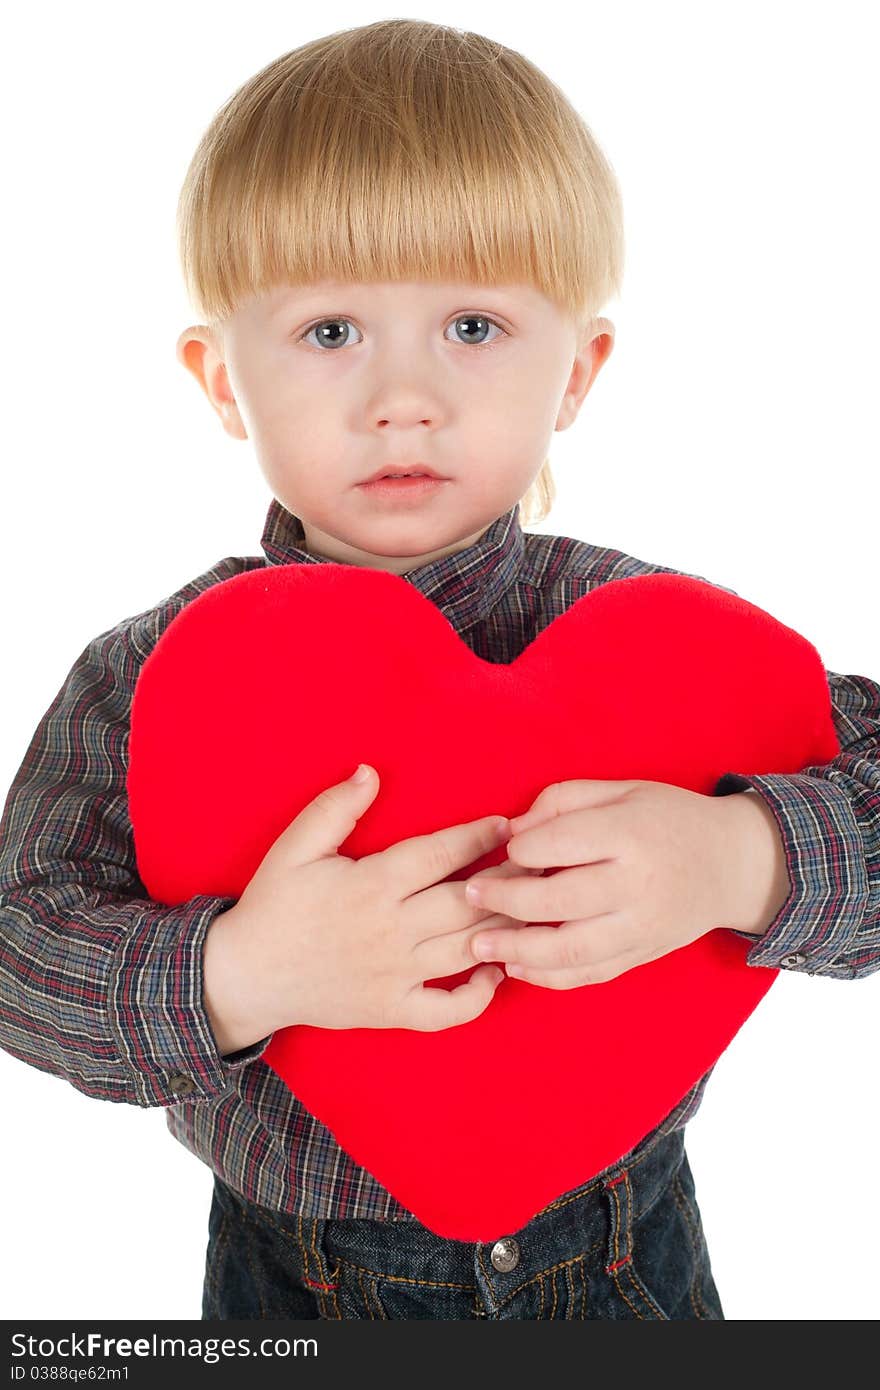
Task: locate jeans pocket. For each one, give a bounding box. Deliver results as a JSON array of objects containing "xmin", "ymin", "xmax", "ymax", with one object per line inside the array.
[
  {"xmin": 330, "ymin": 1259, "xmax": 475, "ymax": 1319},
  {"xmin": 202, "ymin": 1180, "xmax": 328, "ymax": 1320},
  {"xmin": 373, "ymin": 1275, "xmax": 476, "ymax": 1320},
  {"xmin": 610, "ymin": 1154, "xmax": 723, "ymax": 1321},
  {"xmin": 669, "ymin": 1156, "xmax": 725, "ymax": 1319},
  {"xmin": 526, "ymin": 1257, "xmax": 590, "ymax": 1320}
]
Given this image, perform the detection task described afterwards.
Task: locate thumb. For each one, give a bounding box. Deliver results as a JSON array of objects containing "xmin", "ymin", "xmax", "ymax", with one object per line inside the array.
[{"xmin": 285, "ymin": 764, "xmax": 379, "ymax": 865}]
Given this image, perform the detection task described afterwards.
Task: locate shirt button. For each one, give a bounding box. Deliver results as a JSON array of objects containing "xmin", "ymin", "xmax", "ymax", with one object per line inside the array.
[
  {"xmin": 168, "ymin": 1073, "xmax": 196, "ymax": 1097},
  {"xmin": 781, "ymin": 952, "xmax": 808, "ymax": 968},
  {"xmin": 490, "ymin": 1238, "xmax": 520, "ymax": 1273}
]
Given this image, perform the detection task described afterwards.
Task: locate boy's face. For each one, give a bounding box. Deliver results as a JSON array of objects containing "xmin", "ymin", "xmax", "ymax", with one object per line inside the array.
[{"xmin": 177, "ymin": 280, "xmax": 614, "ymax": 574}]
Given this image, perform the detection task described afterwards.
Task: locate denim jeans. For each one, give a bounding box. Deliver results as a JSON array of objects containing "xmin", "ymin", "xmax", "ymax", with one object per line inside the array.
[{"xmin": 201, "ymin": 1123, "xmax": 723, "ymax": 1320}]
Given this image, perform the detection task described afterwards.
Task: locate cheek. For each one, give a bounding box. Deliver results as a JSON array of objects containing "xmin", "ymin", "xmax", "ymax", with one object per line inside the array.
[
  {"xmin": 256, "ymin": 408, "xmax": 342, "ymax": 472},
  {"xmin": 473, "ymin": 418, "xmax": 551, "ymax": 480},
  {"xmin": 474, "ymin": 369, "xmax": 559, "ymax": 442}
]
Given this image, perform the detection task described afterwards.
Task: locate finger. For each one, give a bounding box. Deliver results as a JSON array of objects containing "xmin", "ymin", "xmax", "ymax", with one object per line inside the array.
[
  {"xmin": 404, "ymin": 964, "xmax": 505, "ymax": 1033},
  {"xmin": 465, "ymin": 860, "xmax": 618, "ymax": 923},
  {"xmin": 506, "ymin": 963, "xmax": 599, "ymax": 988},
  {"xmin": 411, "ymin": 861, "xmax": 543, "ymax": 940},
  {"xmin": 507, "ymin": 943, "xmax": 663, "ymax": 987},
  {"xmin": 509, "ymin": 780, "xmax": 640, "ymax": 833},
  {"xmin": 482, "ymin": 911, "xmax": 639, "ymax": 968},
  {"xmin": 460, "ymin": 863, "xmax": 544, "ymax": 929},
  {"xmin": 471, "ymin": 915, "xmax": 622, "ymax": 969},
  {"xmin": 410, "ymin": 862, "xmax": 543, "ymax": 970},
  {"xmin": 374, "ymin": 814, "xmax": 512, "ymax": 898},
  {"xmin": 505, "ymin": 811, "xmax": 623, "ymax": 870},
  {"xmin": 477, "ymin": 859, "xmax": 545, "ymax": 882},
  {"xmin": 415, "ymin": 910, "xmax": 530, "ymax": 978},
  {"xmin": 471, "ymin": 921, "xmax": 570, "ymax": 966}
]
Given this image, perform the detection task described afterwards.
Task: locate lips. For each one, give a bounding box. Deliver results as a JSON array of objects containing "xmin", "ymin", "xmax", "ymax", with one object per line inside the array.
[{"xmin": 362, "ymin": 465, "xmax": 445, "ymax": 483}]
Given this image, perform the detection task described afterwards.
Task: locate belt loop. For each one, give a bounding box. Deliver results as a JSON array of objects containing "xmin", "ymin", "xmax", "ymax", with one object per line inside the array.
[
  {"xmin": 603, "ymin": 1166, "xmax": 634, "ymax": 1275},
  {"xmin": 602, "ymin": 1160, "xmax": 671, "ymax": 1320},
  {"xmin": 300, "ymin": 1212, "xmax": 341, "ymax": 1317}
]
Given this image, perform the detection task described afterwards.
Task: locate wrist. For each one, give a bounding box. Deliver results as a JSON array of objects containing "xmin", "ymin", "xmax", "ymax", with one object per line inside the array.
[
  {"xmin": 717, "ymin": 788, "xmax": 792, "ymax": 937},
  {"xmin": 203, "ymin": 907, "xmax": 269, "ymax": 1055}
]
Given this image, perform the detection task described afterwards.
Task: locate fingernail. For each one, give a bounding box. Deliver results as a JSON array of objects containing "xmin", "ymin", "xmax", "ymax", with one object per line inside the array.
[
  {"xmin": 494, "ymin": 817, "xmax": 510, "ymax": 837},
  {"xmin": 352, "ymin": 764, "xmax": 371, "ymax": 783},
  {"xmin": 465, "ymin": 882, "xmax": 483, "ymax": 905},
  {"xmin": 472, "ymin": 935, "xmax": 493, "ymax": 958}
]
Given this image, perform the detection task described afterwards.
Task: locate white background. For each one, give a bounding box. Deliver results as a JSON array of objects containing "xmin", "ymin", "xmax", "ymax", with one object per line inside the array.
[{"xmin": 1, "ymin": 0, "xmax": 877, "ymax": 1322}]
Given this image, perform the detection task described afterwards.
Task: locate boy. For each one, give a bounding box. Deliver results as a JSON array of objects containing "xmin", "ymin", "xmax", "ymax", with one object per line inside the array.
[{"xmin": 1, "ymin": 19, "xmax": 878, "ymax": 1320}]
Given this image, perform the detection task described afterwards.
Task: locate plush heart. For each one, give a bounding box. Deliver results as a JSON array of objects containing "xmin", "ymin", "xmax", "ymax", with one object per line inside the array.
[{"xmin": 127, "ymin": 564, "xmax": 839, "ymax": 1240}]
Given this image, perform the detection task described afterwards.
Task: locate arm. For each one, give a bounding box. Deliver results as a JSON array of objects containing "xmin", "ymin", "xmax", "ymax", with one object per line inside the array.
[
  {"xmin": 713, "ymin": 670, "xmax": 880, "ymax": 979},
  {"xmin": 0, "ymin": 615, "xmax": 273, "ymax": 1108}
]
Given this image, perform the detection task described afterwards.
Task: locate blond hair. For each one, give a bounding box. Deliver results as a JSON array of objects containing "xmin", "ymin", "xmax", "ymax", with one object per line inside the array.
[{"xmin": 176, "ymin": 19, "xmax": 624, "ymax": 527}]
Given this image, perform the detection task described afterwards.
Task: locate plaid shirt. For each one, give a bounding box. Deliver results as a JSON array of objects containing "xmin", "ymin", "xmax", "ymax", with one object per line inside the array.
[{"xmin": 1, "ymin": 499, "xmax": 878, "ymax": 1220}]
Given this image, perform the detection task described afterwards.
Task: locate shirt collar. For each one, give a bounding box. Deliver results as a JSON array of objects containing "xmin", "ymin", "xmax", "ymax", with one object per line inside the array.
[{"xmin": 259, "ymin": 496, "xmax": 525, "ymax": 631}]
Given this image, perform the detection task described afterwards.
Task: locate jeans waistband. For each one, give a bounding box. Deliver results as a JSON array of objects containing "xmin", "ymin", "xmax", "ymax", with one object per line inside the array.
[{"xmin": 216, "ymin": 1116, "xmax": 688, "ymax": 1289}]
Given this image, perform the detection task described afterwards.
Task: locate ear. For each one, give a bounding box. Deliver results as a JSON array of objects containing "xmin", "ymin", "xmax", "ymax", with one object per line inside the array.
[
  {"xmin": 556, "ymin": 318, "xmax": 615, "ymax": 431},
  {"xmin": 175, "ymin": 325, "xmax": 247, "ymax": 439}
]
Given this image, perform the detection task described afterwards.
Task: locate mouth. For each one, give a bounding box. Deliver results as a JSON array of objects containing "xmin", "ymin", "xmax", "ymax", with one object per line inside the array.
[
  {"xmin": 361, "ymin": 465, "xmax": 447, "ymax": 484},
  {"xmin": 357, "ymin": 474, "xmax": 449, "ymax": 497}
]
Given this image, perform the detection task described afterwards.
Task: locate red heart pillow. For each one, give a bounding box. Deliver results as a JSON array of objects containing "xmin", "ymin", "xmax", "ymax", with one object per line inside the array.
[{"xmin": 127, "ymin": 566, "xmax": 838, "ymax": 1240}]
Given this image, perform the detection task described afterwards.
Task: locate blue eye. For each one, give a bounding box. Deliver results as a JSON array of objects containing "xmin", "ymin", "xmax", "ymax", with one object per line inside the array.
[
  {"xmin": 446, "ymin": 315, "xmax": 505, "ymax": 348},
  {"xmin": 302, "ymin": 319, "xmax": 362, "ymax": 350},
  {"xmin": 299, "ymin": 315, "xmax": 506, "ymax": 350}
]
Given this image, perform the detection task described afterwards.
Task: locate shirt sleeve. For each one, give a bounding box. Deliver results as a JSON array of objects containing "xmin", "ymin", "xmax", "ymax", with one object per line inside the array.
[
  {"xmin": 712, "ymin": 670, "xmax": 880, "ymax": 980},
  {"xmin": 0, "ymin": 614, "xmax": 275, "ymax": 1108}
]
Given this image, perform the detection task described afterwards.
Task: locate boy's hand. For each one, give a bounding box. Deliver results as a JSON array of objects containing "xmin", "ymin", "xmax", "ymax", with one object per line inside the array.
[
  {"xmin": 204, "ymin": 765, "xmax": 540, "ymax": 1048},
  {"xmin": 463, "ymin": 779, "xmax": 792, "ymax": 988}
]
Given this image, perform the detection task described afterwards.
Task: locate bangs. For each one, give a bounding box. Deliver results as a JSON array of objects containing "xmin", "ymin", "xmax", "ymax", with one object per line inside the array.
[{"xmin": 177, "ymin": 20, "xmax": 623, "ymax": 336}]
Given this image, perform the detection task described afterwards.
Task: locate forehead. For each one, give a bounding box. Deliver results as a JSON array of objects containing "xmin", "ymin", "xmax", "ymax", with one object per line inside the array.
[{"xmin": 259, "ymin": 279, "xmax": 552, "ymax": 316}]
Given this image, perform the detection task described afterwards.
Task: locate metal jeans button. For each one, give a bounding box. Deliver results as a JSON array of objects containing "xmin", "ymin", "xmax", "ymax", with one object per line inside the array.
[{"xmin": 490, "ymin": 1237, "xmax": 520, "ymax": 1272}]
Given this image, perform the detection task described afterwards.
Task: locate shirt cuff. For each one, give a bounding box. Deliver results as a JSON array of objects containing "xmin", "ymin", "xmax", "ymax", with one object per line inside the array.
[
  {"xmin": 108, "ymin": 894, "xmax": 275, "ymax": 1106},
  {"xmin": 712, "ymin": 773, "xmax": 869, "ymax": 978}
]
